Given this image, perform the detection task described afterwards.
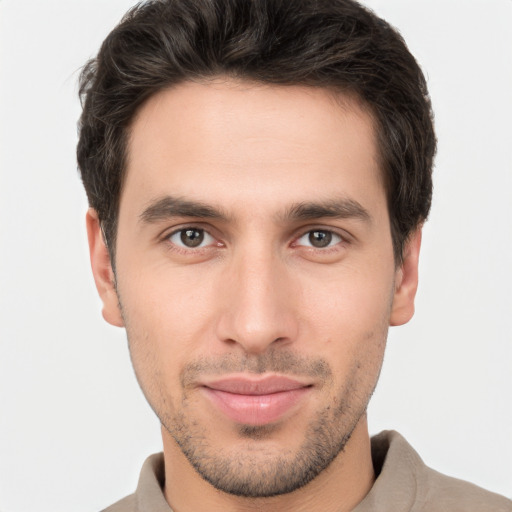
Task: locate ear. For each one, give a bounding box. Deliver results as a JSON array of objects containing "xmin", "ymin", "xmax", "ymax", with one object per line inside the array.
[
  {"xmin": 86, "ymin": 209, "xmax": 124, "ymax": 327},
  {"xmin": 389, "ymin": 228, "xmax": 422, "ymax": 327}
]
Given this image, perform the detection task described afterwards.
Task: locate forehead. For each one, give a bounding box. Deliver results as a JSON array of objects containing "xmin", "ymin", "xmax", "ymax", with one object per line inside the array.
[{"xmin": 122, "ymin": 79, "xmax": 384, "ymax": 218}]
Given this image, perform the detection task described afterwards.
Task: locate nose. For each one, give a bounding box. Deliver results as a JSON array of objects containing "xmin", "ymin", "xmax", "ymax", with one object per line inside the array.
[{"xmin": 215, "ymin": 248, "xmax": 299, "ymax": 355}]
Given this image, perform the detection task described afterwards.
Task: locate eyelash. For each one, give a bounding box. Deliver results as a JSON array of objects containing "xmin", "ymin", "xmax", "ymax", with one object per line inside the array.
[
  {"xmin": 293, "ymin": 229, "xmax": 345, "ymax": 251},
  {"xmin": 161, "ymin": 226, "xmax": 349, "ymax": 254},
  {"xmin": 162, "ymin": 226, "xmax": 221, "ymax": 254}
]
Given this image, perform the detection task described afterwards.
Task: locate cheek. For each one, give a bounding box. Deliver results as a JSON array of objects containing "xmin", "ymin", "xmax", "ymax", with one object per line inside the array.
[
  {"xmin": 299, "ymin": 264, "xmax": 395, "ymax": 337},
  {"xmin": 296, "ymin": 263, "xmax": 393, "ymax": 386},
  {"xmin": 117, "ymin": 266, "xmax": 219, "ymax": 375}
]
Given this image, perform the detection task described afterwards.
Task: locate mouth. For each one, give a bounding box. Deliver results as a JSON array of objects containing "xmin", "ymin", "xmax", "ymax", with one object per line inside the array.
[{"xmin": 200, "ymin": 375, "xmax": 313, "ymax": 426}]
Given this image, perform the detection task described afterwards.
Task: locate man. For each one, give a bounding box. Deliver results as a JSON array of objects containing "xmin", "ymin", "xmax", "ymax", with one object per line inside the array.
[{"xmin": 76, "ymin": 0, "xmax": 511, "ymax": 510}]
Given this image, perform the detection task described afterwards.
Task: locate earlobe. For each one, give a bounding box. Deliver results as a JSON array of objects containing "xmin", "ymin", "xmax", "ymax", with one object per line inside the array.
[
  {"xmin": 389, "ymin": 228, "xmax": 422, "ymax": 327},
  {"xmin": 86, "ymin": 209, "xmax": 124, "ymax": 327}
]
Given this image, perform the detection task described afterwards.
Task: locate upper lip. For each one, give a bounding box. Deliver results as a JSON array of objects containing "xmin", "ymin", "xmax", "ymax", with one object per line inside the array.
[{"xmin": 201, "ymin": 375, "xmax": 311, "ymax": 395}]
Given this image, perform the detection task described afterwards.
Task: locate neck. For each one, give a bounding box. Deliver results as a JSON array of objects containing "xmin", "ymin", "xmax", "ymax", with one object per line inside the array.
[{"xmin": 162, "ymin": 416, "xmax": 375, "ymax": 512}]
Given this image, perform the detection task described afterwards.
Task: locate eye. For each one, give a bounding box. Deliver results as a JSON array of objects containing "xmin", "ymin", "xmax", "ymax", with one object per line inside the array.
[
  {"xmin": 295, "ymin": 229, "xmax": 343, "ymax": 249},
  {"xmin": 168, "ymin": 228, "xmax": 215, "ymax": 249}
]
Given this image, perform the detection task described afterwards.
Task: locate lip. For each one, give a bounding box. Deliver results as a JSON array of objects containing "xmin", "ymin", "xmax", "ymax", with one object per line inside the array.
[{"xmin": 200, "ymin": 375, "xmax": 312, "ymax": 426}]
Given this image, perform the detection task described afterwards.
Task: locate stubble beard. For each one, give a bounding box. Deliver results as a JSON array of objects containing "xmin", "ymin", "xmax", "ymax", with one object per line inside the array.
[
  {"xmin": 118, "ymin": 286, "xmax": 388, "ymax": 499},
  {"xmin": 163, "ymin": 401, "xmax": 358, "ymax": 498},
  {"xmin": 155, "ymin": 352, "xmax": 376, "ymax": 498}
]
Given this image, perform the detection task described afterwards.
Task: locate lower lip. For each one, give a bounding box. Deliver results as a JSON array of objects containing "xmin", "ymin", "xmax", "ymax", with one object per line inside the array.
[{"xmin": 202, "ymin": 387, "xmax": 311, "ymax": 426}]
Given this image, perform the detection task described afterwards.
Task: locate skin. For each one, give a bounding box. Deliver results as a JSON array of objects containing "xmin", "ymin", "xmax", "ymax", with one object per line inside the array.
[{"xmin": 87, "ymin": 80, "xmax": 421, "ymax": 512}]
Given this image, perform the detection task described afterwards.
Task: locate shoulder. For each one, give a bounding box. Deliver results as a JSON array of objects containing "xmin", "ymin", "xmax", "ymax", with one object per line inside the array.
[
  {"xmin": 98, "ymin": 452, "xmax": 169, "ymax": 512},
  {"xmin": 365, "ymin": 431, "xmax": 511, "ymax": 512},
  {"xmin": 418, "ymin": 464, "xmax": 512, "ymax": 511},
  {"xmin": 100, "ymin": 493, "xmax": 137, "ymax": 512}
]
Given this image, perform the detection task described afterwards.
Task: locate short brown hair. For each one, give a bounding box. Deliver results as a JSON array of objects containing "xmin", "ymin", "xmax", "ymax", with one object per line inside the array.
[{"xmin": 77, "ymin": 0, "xmax": 436, "ymax": 263}]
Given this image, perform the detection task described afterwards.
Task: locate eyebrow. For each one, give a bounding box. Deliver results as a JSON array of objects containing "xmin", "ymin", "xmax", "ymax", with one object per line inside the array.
[
  {"xmin": 139, "ymin": 196, "xmax": 229, "ymax": 224},
  {"xmin": 139, "ymin": 195, "xmax": 371, "ymax": 225},
  {"xmin": 281, "ymin": 198, "xmax": 371, "ymax": 224}
]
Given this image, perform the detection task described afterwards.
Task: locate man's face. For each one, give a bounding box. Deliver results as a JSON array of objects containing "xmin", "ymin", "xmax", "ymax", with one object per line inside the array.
[{"xmin": 88, "ymin": 80, "xmax": 419, "ymax": 497}]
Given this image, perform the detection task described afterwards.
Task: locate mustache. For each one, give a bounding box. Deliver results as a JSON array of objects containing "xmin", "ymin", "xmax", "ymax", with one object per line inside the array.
[{"xmin": 180, "ymin": 349, "xmax": 332, "ymax": 387}]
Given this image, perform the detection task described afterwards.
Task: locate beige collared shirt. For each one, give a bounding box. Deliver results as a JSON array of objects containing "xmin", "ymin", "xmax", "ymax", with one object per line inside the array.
[{"xmin": 102, "ymin": 431, "xmax": 511, "ymax": 511}]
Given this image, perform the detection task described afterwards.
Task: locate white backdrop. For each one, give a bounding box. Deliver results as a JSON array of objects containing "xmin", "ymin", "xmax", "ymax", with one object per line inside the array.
[{"xmin": 0, "ymin": 1, "xmax": 511, "ymax": 511}]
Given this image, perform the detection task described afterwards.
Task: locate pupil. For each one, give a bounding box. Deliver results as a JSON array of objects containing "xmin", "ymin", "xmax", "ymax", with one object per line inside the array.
[
  {"xmin": 181, "ymin": 229, "xmax": 204, "ymax": 247},
  {"xmin": 309, "ymin": 230, "xmax": 331, "ymax": 248}
]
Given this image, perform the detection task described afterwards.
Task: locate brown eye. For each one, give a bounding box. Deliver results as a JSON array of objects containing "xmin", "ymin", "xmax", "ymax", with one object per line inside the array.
[
  {"xmin": 308, "ymin": 230, "xmax": 333, "ymax": 248},
  {"xmin": 296, "ymin": 229, "xmax": 343, "ymax": 249},
  {"xmin": 180, "ymin": 229, "xmax": 204, "ymax": 247},
  {"xmin": 169, "ymin": 228, "xmax": 214, "ymax": 249}
]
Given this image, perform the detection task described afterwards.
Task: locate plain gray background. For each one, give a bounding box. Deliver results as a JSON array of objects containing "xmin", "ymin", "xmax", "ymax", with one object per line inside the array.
[{"xmin": 0, "ymin": 1, "xmax": 511, "ymax": 510}]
